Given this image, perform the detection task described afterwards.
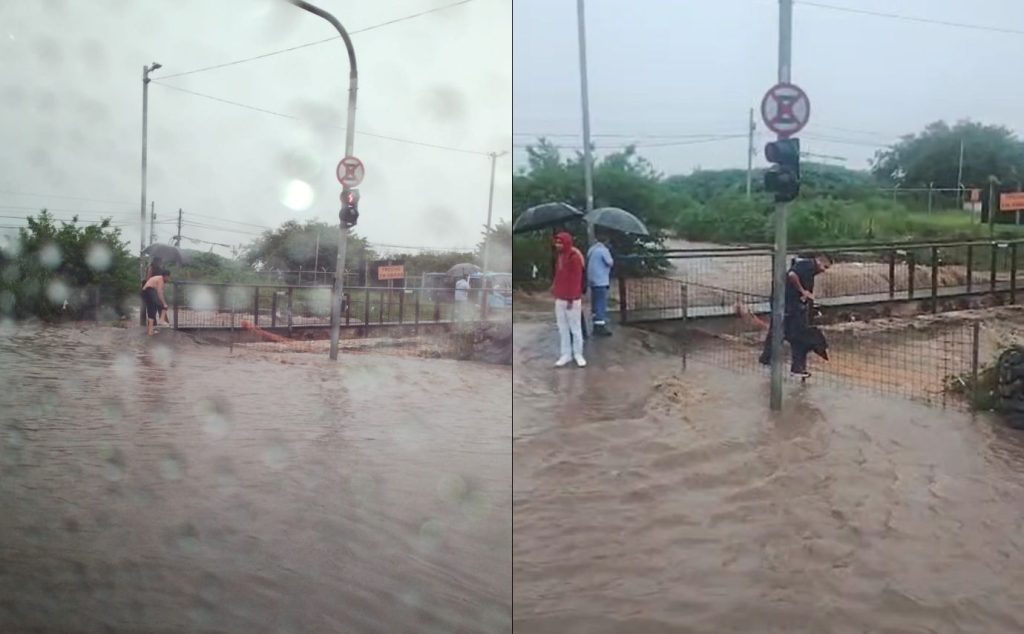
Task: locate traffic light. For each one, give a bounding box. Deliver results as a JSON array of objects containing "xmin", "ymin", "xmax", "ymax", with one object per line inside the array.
[
  {"xmin": 340, "ymin": 188, "xmax": 360, "ymax": 228},
  {"xmin": 763, "ymin": 137, "xmax": 801, "ymax": 203}
]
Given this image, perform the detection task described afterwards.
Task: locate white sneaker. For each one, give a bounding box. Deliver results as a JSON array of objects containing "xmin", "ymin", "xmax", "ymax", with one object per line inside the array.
[
  {"xmin": 555, "ymin": 356, "xmax": 572, "ymax": 367},
  {"xmin": 574, "ymin": 355, "xmax": 587, "ymax": 368}
]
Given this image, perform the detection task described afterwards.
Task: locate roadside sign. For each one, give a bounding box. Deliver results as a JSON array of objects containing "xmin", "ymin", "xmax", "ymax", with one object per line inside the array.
[
  {"xmin": 761, "ymin": 82, "xmax": 810, "ymax": 138},
  {"xmin": 336, "ymin": 156, "xmax": 365, "ymax": 188},
  {"xmin": 377, "ymin": 264, "xmax": 405, "ymax": 281},
  {"xmin": 1000, "ymin": 192, "xmax": 1024, "ymax": 212}
]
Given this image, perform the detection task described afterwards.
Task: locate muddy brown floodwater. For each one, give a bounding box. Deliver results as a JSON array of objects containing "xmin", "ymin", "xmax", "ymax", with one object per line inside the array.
[
  {"xmin": 0, "ymin": 323, "xmax": 511, "ymax": 633},
  {"xmin": 514, "ymin": 322, "xmax": 1024, "ymax": 633}
]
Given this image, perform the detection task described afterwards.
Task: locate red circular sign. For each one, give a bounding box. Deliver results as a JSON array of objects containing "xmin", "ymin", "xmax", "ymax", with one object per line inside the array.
[
  {"xmin": 760, "ymin": 83, "xmax": 810, "ymax": 138},
  {"xmin": 336, "ymin": 156, "xmax": 365, "ymax": 188}
]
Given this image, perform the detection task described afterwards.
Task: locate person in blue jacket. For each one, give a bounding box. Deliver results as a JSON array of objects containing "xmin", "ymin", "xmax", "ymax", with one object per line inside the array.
[{"xmin": 586, "ymin": 233, "xmax": 615, "ymax": 336}]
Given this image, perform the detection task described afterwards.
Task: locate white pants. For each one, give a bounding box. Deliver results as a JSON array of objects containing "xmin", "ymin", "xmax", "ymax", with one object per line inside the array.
[{"xmin": 554, "ymin": 298, "xmax": 584, "ymax": 359}]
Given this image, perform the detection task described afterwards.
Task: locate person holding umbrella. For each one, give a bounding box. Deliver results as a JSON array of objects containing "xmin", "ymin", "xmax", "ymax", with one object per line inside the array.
[
  {"xmin": 587, "ymin": 231, "xmax": 614, "ymax": 336},
  {"xmin": 552, "ymin": 231, "xmax": 586, "ymax": 368}
]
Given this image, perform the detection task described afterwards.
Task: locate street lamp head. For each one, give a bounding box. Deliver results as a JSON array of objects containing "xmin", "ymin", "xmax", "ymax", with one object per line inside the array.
[{"xmin": 150, "ymin": 62, "xmax": 162, "ymax": 71}]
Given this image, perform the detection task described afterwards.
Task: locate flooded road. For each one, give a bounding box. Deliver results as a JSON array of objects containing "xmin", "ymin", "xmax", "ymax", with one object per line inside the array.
[
  {"xmin": 514, "ymin": 323, "xmax": 1024, "ymax": 633},
  {"xmin": 0, "ymin": 323, "xmax": 512, "ymax": 633}
]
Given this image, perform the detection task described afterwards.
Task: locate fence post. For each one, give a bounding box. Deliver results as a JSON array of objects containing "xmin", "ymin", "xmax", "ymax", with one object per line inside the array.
[
  {"xmin": 172, "ymin": 282, "xmax": 179, "ymax": 330},
  {"xmin": 618, "ymin": 276, "xmax": 629, "ymax": 324},
  {"xmin": 229, "ymin": 304, "xmax": 235, "ymax": 354},
  {"xmin": 1012, "ymin": 243, "xmax": 1019, "ymax": 304},
  {"xmin": 680, "ymin": 284, "xmax": 688, "ymax": 370},
  {"xmin": 888, "ymin": 250, "xmax": 896, "ymax": 299},
  {"xmin": 271, "ymin": 291, "xmax": 278, "ymax": 328},
  {"xmin": 398, "ymin": 288, "xmax": 406, "ymax": 324},
  {"xmin": 344, "ymin": 294, "xmax": 351, "ymax": 326},
  {"xmin": 379, "ymin": 290, "xmax": 385, "ymax": 325},
  {"xmin": 930, "ymin": 246, "xmax": 939, "ymax": 314},
  {"xmin": 966, "ymin": 244, "xmax": 974, "ymax": 293},
  {"xmin": 907, "ymin": 252, "xmax": 916, "ymax": 299},
  {"xmin": 363, "ymin": 285, "xmax": 371, "ymax": 334},
  {"xmin": 991, "ymin": 243, "xmax": 998, "ymax": 294},
  {"xmin": 253, "ymin": 286, "xmax": 260, "ymax": 327},
  {"xmin": 287, "ymin": 288, "xmax": 293, "ymax": 336},
  {"xmin": 414, "ymin": 288, "xmax": 421, "ymax": 335},
  {"xmin": 971, "ymin": 321, "xmax": 980, "ymax": 412}
]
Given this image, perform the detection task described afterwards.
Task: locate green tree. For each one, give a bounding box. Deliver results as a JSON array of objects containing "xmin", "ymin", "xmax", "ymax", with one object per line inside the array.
[
  {"xmin": 0, "ymin": 210, "xmax": 136, "ymax": 320},
  {"xmin": 871, "ymin": 120, "xmax": 1024, "ymax": 189},
  {"xmin": 477, "ymin": 220, "xmax": 512, "ymax": 273},
  {"xmin": 242, "ymin": 221, "xmax": 378, "ymax": 275}
]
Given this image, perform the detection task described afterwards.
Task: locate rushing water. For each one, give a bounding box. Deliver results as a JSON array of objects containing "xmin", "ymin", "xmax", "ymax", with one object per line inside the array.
[
  {"xmin": 0, "ymin": 323, "xmax": 512, "ymax": 633},
  {"xmin": 514, "ymin": 323, "xmax": 1024, "ymax": 633}
]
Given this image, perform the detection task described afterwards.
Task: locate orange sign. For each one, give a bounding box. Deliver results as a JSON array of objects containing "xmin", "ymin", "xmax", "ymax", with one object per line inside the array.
[
  {"xmin": 1000, "ymin": 192, "xmax": 1024, "ymax": 212},
  {"xmin": 377, "ymin": 264, "xmax": 405, "ymax": 281}
]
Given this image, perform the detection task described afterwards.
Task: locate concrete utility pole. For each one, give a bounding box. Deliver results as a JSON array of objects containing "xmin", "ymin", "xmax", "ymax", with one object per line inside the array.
[
  {"xmin": 576, "ymin": 0, "xmax": 596, "ymax": 245},
  {"xmin": 149, "ymin": 202, "xmax": 155, "ymax": 246},
  {"xmin": 769, "ymin": 0, "xmax": 794, "ymax": 411},
  {"xmin": 956, "ymin": 137, "xmax": 965, "ymax": 218},
  {"xmin": 746, "ymin": 107, "xmax": 755, "ymax": 199},
  {"xmin": 288, "ymin": 0, "xmax": 358, "ymax": 361},
  {"xmin": 481, "ymin": 150, "xmax": 508, "ymax": 273},
  {"xmin": 139, "ymin": 61, "xmax": 161, "ymax": 324},
  {"xmin": 175, "ymin": 208, "xmax": 182, "ymax": 247}
]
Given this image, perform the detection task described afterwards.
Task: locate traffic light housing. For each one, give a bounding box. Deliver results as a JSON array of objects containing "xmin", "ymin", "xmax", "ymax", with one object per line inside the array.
[
  {"xmin": 763, "ymin": 137, "xmax": 801, "ymax": 203},
  {"xmin": 340, "ymin": 188, "xmax": 360, "ymax": 228}
]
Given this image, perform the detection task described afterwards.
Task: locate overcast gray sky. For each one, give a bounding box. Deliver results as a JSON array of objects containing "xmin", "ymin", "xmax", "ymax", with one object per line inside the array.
[
  {"xmin": 514, "ymin": 0, "xmax": 1024, "ymax": 175},
  {"xmin": 1, "ymin": 0, "xmax": 511, "ymax": 256}
]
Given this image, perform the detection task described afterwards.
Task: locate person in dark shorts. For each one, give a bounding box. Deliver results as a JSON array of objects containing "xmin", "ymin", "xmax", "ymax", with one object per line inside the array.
[
  {"xmin": 141, "ymin": 269, "xmax": 171, "ymax": 336},
  {"xmin": 758, "ymin": 253, "xmax": 831, "ymax": 377}
]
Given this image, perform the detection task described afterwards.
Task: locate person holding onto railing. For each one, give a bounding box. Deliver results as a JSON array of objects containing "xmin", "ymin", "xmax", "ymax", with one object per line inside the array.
[
  {"xmin": 552, "ymin": 231, "xmax": 586, "ymax": 368},
  {"xmin": 141, "ymin": 269, "xmax": 171, "ymax": 336},
  {"xmin": 587, "ymin": 232, "xmax": 614, "ymax": 337},
  {"xmin": 756, "ymin": 253, "xmax": 831, "ymax": 377}
]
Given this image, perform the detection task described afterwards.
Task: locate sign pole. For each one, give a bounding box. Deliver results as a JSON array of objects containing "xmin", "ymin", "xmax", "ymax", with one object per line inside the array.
[{"xmin": 770, "ymin": 0, "xmax": 793, "ymax": 411}]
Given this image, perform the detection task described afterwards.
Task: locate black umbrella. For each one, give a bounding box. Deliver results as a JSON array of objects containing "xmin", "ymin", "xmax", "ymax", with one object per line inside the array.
[
  {"xmin": 512, "ymin": 202, "xmax": 585, "ymax": 234},
  {"xmin": 447, "ymin": 262, "xmax": 481, "ymax": 278},
  {"xmin": 586, "ymin": 207, "xmax": 650, "ymax": 236},
  {"xmin": 142, "ymin": 243, "xmax": 191, "ymax": 265}
]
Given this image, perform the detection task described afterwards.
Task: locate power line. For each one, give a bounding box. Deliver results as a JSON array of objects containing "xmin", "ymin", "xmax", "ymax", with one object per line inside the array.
[
  {"xmin": 797, "ymin": 1, "xmax": 1024, "ymax": 36},
  {"xmin": 513, "ymin": 131, "xmax": 743, "ymax": 140},
  {"xmin": 152, "ymin": 81, "xmax": 494, "ymax": 156},
  {"xmin": 0, "ymin": 204, "xmax": 137, "ymax": 216},
  {"xmin": 157, "ymin": 0, "xmax": 476, "ymax": 80},
  {"xmin": 512, "ymin": 134, "xmax": 746, "ymax": 150},
  {"xmin": 183, "ymin": 211, "xmax": 274, "ymax": 230},
  {"xmin": 0, "ymin": 190, "xmax": 134, "ymax": 205}
]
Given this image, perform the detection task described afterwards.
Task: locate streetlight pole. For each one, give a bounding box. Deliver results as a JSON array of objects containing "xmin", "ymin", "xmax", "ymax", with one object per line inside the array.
[
  {"xmin": 769, "ymin": 0, "xmax": 793, "ymax": 411},
  {"xmin": 287, "ymin": 0, "xmax": 358, "ymax": 362},
  {"xmin": 575, "ymin": 0, "xmax": 596, "ymax": 245},
  {"xmin": 139, "ymin": 61, "xmax": 161, "ymax": 324},
  {"xmin": 482, "ymin": 150, "xmax": 507, "ymax": 273}
]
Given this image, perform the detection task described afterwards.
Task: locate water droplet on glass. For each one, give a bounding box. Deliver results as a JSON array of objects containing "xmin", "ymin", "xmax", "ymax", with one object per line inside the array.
[
  {"xmin": 436, "ymin": 473, "xmax": 468, "ymax": 504},
  {"xmin": 112, "ymin": 353, "xmax": 135, "ymax": 379},
  {"xmin": 263, "ymin": 442, "xmax": 291, "ymax": 470},
  {"xmin": 85, "ymin": 242, "xmax": 112, "ymax": 272},
  {"xmin": 196, "ymin": 398, "xmax": 232, "ymax": 438},
  {"xmin": 38, "ymin": 242, "xmax": 61, "ymax": 269},
  {"xmin": 151, "ymin": 344, "xmax": 174, "ymax": 368},
  {"xmin": 0, "ymin": 290, "xmax": 14, "ymax": 315},
  {"xmin": 102, "ymin": 446, "xmax": 124, "ymax": 482},
  {"xmin": 160, "ymin": 454, "xmax": 184, "ymax": 481},
  {"xmin": 280, "ymin": 179, "xmax": 314, "ymax": 211},
  {"xmin": 190, "ymin": 286, "xmax": 217, "ymax": 312},
  {"xmin": 45, "ymin": 279, "xmax": 68, "ymax": 305},
  {"xmin": 417, "ymin": 519, "xmax": 445, "ymax": 553}
]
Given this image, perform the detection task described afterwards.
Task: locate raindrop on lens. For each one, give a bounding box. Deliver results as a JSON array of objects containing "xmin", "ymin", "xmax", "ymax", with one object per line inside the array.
[
  {"xmin": 38, "ymin": 243, "xmax": 62, "ymax": 269},
  {"xmin": 280, "ymin": 179, "xmax": 314, "ymax": 211},
  {"xmin": 85, "ymin": 243, "xmax": 112, "ymax": 271},
  {"xmin": 45, "ymin": 280, "xmax": 68, "ymax": 305}
]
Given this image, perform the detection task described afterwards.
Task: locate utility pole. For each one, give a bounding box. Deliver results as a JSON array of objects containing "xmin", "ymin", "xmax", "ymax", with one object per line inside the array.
[
  {"xmin": 482, "ymin": 150, "xmax": 508, "ymax": 273},
  {"xmin": 769, "ymin": 0, "xmax": 793, "ymax": 411},
  {"xmin": 988, "ymin": 176, "xmax": 999, "ymax": 237},
  {"xmin": 288, "ymin": 0, "xmax": 358, "ymax": 362},
  {"xmin": 927, "ymin": 183, "xmax": 934, "ymax": 214},
  {"xmin": 139, "ymin": 61, "xmax": 161, "ymax": 324},
  {"xmin": 746, "ymin": 107, "xmax": 755, "ymax": 199},
  {"xmin": 576, "ymin": 0, "xmax": 596, "ymax": 245},
  {"xmin": 175, "ymin": 208, "xmax": 182, "ymax": 247},
  {"xmin": 149, "ymin": 202, "xmax": 156, "ymax": 245},
  {"xmin": 956, "ymin": 137, "xmax": 965, "ymax": 218},
  {"xmin": 313, "ymin": 232, "xmax": 320, "ymax": 281}
]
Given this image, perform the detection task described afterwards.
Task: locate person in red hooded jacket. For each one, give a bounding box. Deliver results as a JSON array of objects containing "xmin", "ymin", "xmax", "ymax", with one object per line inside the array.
[{"xmin": 552, "ymin": 231, "xmax": 586, "ymax": 367}]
